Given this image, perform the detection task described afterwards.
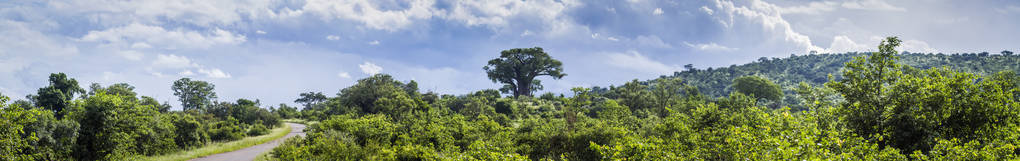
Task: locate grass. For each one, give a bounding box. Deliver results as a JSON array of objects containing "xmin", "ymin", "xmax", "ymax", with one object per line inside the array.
[{"xmin": 131, "ymin": 123, "xmax": 292, "ymax": 161}]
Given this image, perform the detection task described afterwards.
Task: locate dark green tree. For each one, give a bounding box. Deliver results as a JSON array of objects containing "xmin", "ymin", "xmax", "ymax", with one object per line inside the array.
[
  {"xmin": 294, "ymin": 92, "xmax": 327, "ymax": 110},
  {"xmin": 731, "ymin": 76, "xmax": 784, "ymax": 102},
  {"xmin": 483, "ymin": 47, "xmax": 566, "ymax": 97},
  {"xmin": 171, "ymin": 78, "xmax": 217, "ymax": 111},
  {"xmin": 826, "ymin": 37, "xmax": 903, "ymax": 142},
  {"xmin": 32, "ymin": 73, "xmax": 84, "ymax": 119}
]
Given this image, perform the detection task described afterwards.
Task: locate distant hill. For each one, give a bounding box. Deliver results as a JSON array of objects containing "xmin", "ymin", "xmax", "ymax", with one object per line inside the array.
[{"xmin": 628, "ymin": 51, "xmax": 1019, "ymax": 105}]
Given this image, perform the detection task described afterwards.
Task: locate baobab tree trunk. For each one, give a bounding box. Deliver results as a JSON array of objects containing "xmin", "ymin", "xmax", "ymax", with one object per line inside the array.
[{"xmin": 516, "ymin": 79, "xmax": 532, "ymax": 97}]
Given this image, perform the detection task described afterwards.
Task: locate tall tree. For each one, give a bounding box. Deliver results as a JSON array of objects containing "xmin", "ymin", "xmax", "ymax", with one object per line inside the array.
[
  {"xmin": 172, "ymin": 78, "xmax": 217, "ymax": 111},
  {"xmin": 731, "ymin": 76, "xmax": 784, "ymax": 102},
  {"xmin": 826, "ymin": 36, "xmax": 903, "ymax": 142},
  {"xmin": 483, "ymin": 47, "xmax": 566, "ymax": 97},
  {"xmin": 32, "ymin": 73, "xmax": 84, "ymax": 119},
  {"xmin": 294, "ymin": 92, "xmax": 327, "ymax": 110}
]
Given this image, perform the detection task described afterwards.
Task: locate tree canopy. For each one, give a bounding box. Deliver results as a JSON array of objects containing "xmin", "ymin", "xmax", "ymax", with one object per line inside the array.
[
  {"xmin": 171, "ymin": 78, "xmax": 217, "ymax": 111},
  {"xmin": 483, "ymin": 47, "xmax": 566, "ymax": 97}
]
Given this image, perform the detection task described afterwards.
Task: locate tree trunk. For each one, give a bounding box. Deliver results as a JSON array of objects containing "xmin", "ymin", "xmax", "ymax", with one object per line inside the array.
[{"xmin": 516, "ymin": 79, "xmax": 532, "ymax": 97}]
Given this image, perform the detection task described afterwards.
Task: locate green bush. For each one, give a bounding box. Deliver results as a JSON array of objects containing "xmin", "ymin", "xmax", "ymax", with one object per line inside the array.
[
  {"xmin": 247, "ymin": 123, "xmax": 270, "ymax": 136},
  {"xmin": 208, "ymin": 118, "xmax": 245, "ymax": 142}
]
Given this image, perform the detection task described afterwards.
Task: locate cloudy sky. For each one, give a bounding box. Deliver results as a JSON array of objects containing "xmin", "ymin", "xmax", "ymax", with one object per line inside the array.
[{"xmin": 2, "ymin": 0, "xmax": 1018, "ymax": 110}]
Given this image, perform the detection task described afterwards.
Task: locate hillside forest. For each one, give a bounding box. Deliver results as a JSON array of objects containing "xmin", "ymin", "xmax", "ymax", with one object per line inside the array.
[{"xmin": 3, "ymin": 37, "xmax": 1020, "ymax": 160}]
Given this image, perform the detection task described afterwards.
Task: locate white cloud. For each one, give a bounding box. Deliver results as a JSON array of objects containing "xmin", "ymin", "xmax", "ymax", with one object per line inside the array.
[
  {"xmin": 776, "ymin": 0, "xmax": 904, "ymax": 15},
  {"xmin": 152, "ymin": 54, "xmax": 198, "ymax": 69},
  {"xmin": 179, "ymin": 70, "xmax": 195, "ymax": 76},
  {"xmin": 635, "ymin": 35, "xmax": 671, "ymax": 48},
  {"xmin": 700, "ymin": 6, "xmax": 714, "ymax": 15},
  {"xmin": 607, "ymin": 37, "xmax": 619, "ymax": 41},
  {"xmin": 605, "ymin": 51, "xmax": 681, "ymax": 75},
  {"xmin": 326, "ymin": 35, "xmax": 340, "ymax": 40},
  {"xmin": 359, "ymin": 62, "xmax": 383, "ymax": 75},
  {"xmin": 80, "ymin": 23, "xmax": 246, "ymax": 49},
  {"xmin": 684, "ymin": 42, "xmax": 738, "ymax": 52},
  {"xmin": 46, "ymin": 0, "xmax": 282, "ymax": 27},
  {"xmin": 825, "ymin": 35, "xmax": 870, "ymax": 53},
  {"xmin": 368, "ymin": 40, "xmax": 380, "ymax": 45},
  {"xmin": 115, "ymin": 50, "xmax": 145, "ymax": 61},
  {"xmin": 653, "ymin": 8, "xmax": 664, "ymax": 15},
  {"xmin": 842, "ymin": 0, "xmax": 906, "ymax": 12},
  {"xmin": 302, "ymin": 0, "xmax": 438, "ymax": 31},
  {"xmin": 256, "ymin": 30, "xmax": 267, "ymax": 34},
  {"xmin": 337, "ymin": 72, "xmax": 351, "ymax": 78},
  {"xmin": 520, "ymin": 30, "xmax": 533, "ymax": 37},
  {"xmin": 777, "ymin": 1, "xmax": 838, "ymax": 14},
  {"xmin": 900, "ymin": 39, "xmax": 938, "ymax": 53},
  {"xmin": 711, "ymin": 0, "xmax": 824, "ymax": 53},
  {"xmin": 198, "ymin": 68, "xmax": 231, "ymax": 78},
  {"xmin": 0, "ymin": 20, "xmax": 79, "ymax": 58},
  {"xmin": 131, "ymin": 42, "xmax": 152, "ymax": 49}
]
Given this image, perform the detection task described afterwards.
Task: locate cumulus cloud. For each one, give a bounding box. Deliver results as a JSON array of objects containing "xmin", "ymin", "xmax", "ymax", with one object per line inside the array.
[
  {"xmin": 368, "ymin": 40, "xmax": 380, "ymax": 45},
  {"xmin": 359, "ymin": 62, "xmax": 383, "ymax": 75},
  {"xmin": 178, "ymin": 70, "xmax": 195, "ymax": 76},
  {"xmin": 80, "ymin": 23, "xmax": 246, "ymax": 49},
  {"xmin": 777, "ymin": 1, "xmax": 838, "ymax": 14},
  {"xmin": 684, "ymin": 42, "xmax": 738, "ymax": 52},
  {"xmin": 46, "ymin": 0, "xmax": 282, "ymax": 26},
  {"xmin": 302, "ymin": 0, "xmax": 438, "ymax": 31},
  {"xmin": 653, "ymin": 8, "xmax": 664, "ymax": 15},
  {"xmin": 326, "ymin": 35, "xmax": 340, "ymax": 40},
  {"xmin": 900, "ymin": 39, "xmax": 938, "ymax": 53},
  {"xmin": 605, "ymin": 51, "xmax": 681, "ymax": 75},
  {"xmin": 700, "ymin": 6, "xmax": 714, "ymax": 15},
  {"xmin": 826, "ymin": 35, "xmax": 871, "ymax": 53},
  {"xmin": 150, "ymin": 54, "xmax": 231, "ymax": 78},
  {"xmin": 841, "ymin": 0, "xmax": 906, "ymax": 12},
  {"xmin": 152, "ymin": 54, "xmax": 198, "ymax": 69},
  {"xmin": 198, "ymin": 68, "xmax": 231, "ymax": 78},
  {"xmin": 337, "ymin": 72, "xmax": 351, "ymax": 78},
  {"xmin": 777, "ymin": 0, "xmax": 905, "ymax": 15},
  {"xmin": 711, "ymin": 0, "xmax": 824, "ymax": 53}
]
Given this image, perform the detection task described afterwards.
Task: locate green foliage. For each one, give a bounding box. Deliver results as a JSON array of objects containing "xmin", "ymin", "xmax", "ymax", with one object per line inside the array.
[
  {"xmin": 208, "ymin": 118, "xmax": 245, "ymax": 142},
  {"xmin": 74, "ymin": 92, "xmax": 178, "ymax": 160},
  {"xmin": 5, "ymin": 74, "xmax": 285, "ymax": 160},
  {"xmin": 32, "ymin": 73, "xmax": 85, "ymax": 119},
  {"xmin": 484, "ymin": 47, "xmax": 566, "ymax": 97},
  {"xmin": 732, "ymin": 76, "xmax": 784, "ymax": 102},
  {"xmin": 336, "ymin": 74, "xmax": 416, "ymax": 115},
  {"xmin": 172, "ymin": 78, "xmax": 217, "ymax": 111},
  {"xmin": 269, "ymin": 37, "xmax": 1020, "ymax": 160},
  {"xmin": 248, "ymin": 123, "xmax": 270, "ymax": 136},
  {"xmin": 170, "ymin": 113, "xmax": 208, "ymax": 149},
  {"xmin": 273, "ymin": 103, "xmax": 300, "ymax": 119}
]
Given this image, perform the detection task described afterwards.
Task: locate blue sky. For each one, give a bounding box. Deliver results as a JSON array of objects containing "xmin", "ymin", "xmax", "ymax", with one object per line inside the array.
[{"xmin": 2, "ymin": 0, "xmax": 1019, "ymax": 110}]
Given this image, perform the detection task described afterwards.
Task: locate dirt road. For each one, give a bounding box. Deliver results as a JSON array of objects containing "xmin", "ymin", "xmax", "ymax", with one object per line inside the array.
[{"xmin": 190, "ymin": 123, "xmax": 306, "ymax": 161}]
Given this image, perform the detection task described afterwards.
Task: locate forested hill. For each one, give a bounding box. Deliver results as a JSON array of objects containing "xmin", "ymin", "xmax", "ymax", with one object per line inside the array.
[{"xmin": 644, "ymin": 51, "xmax": 1019, "ymax": 102}]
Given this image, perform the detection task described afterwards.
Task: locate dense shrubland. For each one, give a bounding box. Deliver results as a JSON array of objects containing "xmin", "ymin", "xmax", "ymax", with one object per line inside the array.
[
  {"xmin": 1, "ymin": 77, "xmax": 282, "ymax": 160},
  {"xmin": 268, "ymin": 38, "xmax": 1020, "ymax": 160},
  {"xmin": 3, "ymin": 37, "xmax": 1020, "ymax": 160}
]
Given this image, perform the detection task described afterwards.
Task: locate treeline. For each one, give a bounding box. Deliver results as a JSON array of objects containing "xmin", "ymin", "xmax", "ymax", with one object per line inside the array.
[
  {"xmin": 0, "ymin": 76, "xmax": 283, "ymax": 160},
  {"xmin": 267, "ymin": 37, "xmax": 1020, "ymax": 160},
  {"xmin": 647, "ymin": 49, "xmax": 1020, "ymax": 110}
]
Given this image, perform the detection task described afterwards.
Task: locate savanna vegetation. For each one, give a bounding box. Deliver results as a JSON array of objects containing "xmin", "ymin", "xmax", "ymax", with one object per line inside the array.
[
  {"xmin": 263, "ymin": 38, "xmax": 1020, "ymax": 160},
  {"xmin": 4, "ymin": 37, "xmax": 1020, "ymax": 161},
  {"xmin": 1, "ymin": 76, "xmax": 284, "ymax": 160}
]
